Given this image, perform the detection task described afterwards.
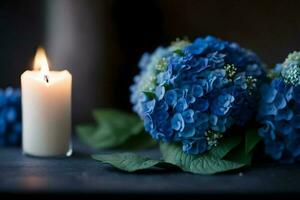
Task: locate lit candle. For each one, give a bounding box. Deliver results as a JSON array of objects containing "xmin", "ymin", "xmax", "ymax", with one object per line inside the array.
[{"xmin": 21, "ymin": 47, "xmax": 72, "ymax": 157}]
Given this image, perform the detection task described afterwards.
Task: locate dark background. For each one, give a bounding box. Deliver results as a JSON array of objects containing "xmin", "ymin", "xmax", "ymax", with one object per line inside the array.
[{"xmin": 1, "ymin": 0, "xmax": 300, "ymax": 124}]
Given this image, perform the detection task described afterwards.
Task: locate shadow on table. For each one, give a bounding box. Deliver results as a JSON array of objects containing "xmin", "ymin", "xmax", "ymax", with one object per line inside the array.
[{"xmin": 104, "ymin": 166, "xmax": 182, "ymax": 175}]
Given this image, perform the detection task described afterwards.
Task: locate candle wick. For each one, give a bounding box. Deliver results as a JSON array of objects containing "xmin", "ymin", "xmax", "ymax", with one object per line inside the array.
[{"xmin": 44, "ymin": 75, "xmax": 49, "ymax": 83}]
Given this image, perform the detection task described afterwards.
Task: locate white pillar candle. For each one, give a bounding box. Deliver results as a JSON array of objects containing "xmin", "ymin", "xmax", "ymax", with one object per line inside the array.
[{"xmin": 21, "ymin": 48, "xmax": 72, "ymax": 157}]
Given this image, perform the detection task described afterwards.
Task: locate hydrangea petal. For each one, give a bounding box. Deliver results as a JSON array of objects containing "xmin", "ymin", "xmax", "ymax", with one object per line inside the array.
[
  {"xmin": 138, "ymin": 53, "xmax": 151, "ymax": 69},
  {"xmin": 174, "ymin": 97, "xmax": 188, "ymax": 112},
  {"xmin": 293, "ymin": 86, "xmax": 300, "ymax": 103},
  {"xmin": 261, "ymin": 84, "xmax": 278, "ymax": 103},
  {"xmin": 182, "ymin": 109, "xmax": 194, "ymax": 123},
  {"xmin": 211, "ymin": 117, "xmax": 227, "ymax": 133},
  {"xmin": 275, "ymin": 121, "xmax": 293, "ymax": 136},
  {"xmin": 157, "ymin": 71, "xmax": 171, "ymax": 85},
  {"xmin": 259, "ymin": 103, "xmax": 277, "ymax": 116},
  {"xmin": 141, "ymin": 99, "xmax": 156, "ymax": 114},
  {"xmin": 155, "ymin": 86, "xmax": 165, "ymax": 100},
  {"xmin": 157, "ymin": 121, "xmax": 173, "ymax": 141},
  {"xmin": 185, "ymin": 38, "xmax": 208, "ymax": 55},
  {"xmin": 275, "ymin": 108, "xmax": 293, "ymax": 121},
  {"xmin": 292, "ymin": 115, "xmax": 300, "ymax": 129},
  {"xmin": 183, "ymin": 138, "xmax": 207, "ymax": 154},
  {"xmin": 211, "ymin": 93, "xmax": 234, "ymax": 116},
  {"xmin": 171, "ymin": 113, "xmax": 185, "ymax": 131},
  {"xmin": 258, "ymin": 120, "xmax": 275, "ymax": 139},
  {"xmin": 274, "ymin": 93, "xmax": 286, "ymax": 110},
  {"xmin": 265, "ymin": 140, "xmax": 284, "ymax": 160},
  {"xmin": 210, "ymin": 115, "xmax": 218, "ymax": 126},
  {"xmin": 144, "ymin": 114, "xmax": 154, "ymax": 132},
  {"xmin": 186, "ymin": 93, "xmax": 196, "ymax": 104},
  {"xmin": 192, "ymin": 98, "xmax": 209, "ymax": 112},
  {"xmin": 154, "ymin": 110, "xmax": 169, "ymax": 122},
  {"xmin": 285, "ymin": 87, "xmax": 293, "ymax": 102},
  {"xmin": 165, "ymin": 90, "xmax": 177, "ymax": 106},
  {"xmin": 179, "ymin": 127, "xmax": 196, "ymax": 139},
  {"xmin": 192, "ymin": 85, "xmax": 203, "ymax": 97}
]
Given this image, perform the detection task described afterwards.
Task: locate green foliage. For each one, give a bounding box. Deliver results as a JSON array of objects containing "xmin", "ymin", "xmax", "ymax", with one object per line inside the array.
[
  {"xmin": 159, "ymin": 135, "xmax": 248, "ymax": 175},
  {"xmin": 78, "ymin": 109, "xmax": 262, "ymax": 175},
  {"xmin": 208, "ymin": 135, "xmax": 241, "ymax": 158},
  {"xmin": 92, "ymin": 153, "xmax": 164, "ymax": 172},
  {"xmin": 245, "ymin": 129, "xmax": 262, "ymax": 154},
  {"xmin": 90, "ymin": 129, "xmax": 261, "ymax": 175},
  {"xmin": 224, "ymin": 144, "xmax": 253, "ymax": 166},
  {"xmin": 173, "ymin": 49, "xmax": 185, "ymax": 56},
  {"xmin": 76, "ymin": 109, "xmax": 156, "ymax": 150}
]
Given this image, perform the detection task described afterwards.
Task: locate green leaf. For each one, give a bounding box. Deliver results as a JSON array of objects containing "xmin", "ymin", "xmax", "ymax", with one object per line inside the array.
[
  {"xmin": 160, "ymin": 143, "xmax": 245, "ymax": 175},
  {"xmin": 224, "ymin": 145, "xmax": 253, "ymax": 165},
  {"xmin": 93, "ymin": 109, "xmax": 143, "ymax": 136},
  {"xmin": 245, "ymin": 129, "xmax": 262, "ymax": 153},
  {"xmin": 173, "ymin": 49, "xmax": 184, "ymax": 56},
  {"xmin": 118, "ymin": 132, "xmax": 157, "ymax": 150},
  {"xmin": 76, "ymin": 124, "xmax": 98, "ymax": 147},
  {"xmin": 76, "ymin": 109, "xmax": 147, "ymax": 149},
  {"xmin": 92, "ymin": 153, "xmax": 162, "ymax": 172},
  {"xmin": 225, "ymin": 144, "xmax": 253, "ymax": 166},
  {"xmin": 143, "ymin": 91, "xmax": 156, "ymax": 99},
  {"xmin": 224, "ymin": 132, "xmax": 257, "ymax": 166},
  {"xmin": 209, "ymin": 135, "xmax": 242, "ymax": 158}
]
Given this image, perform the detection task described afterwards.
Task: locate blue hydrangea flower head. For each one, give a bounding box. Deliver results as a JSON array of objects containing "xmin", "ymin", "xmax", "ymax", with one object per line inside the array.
[
  {"xmin": 131, "ymin": 36, "xmax": 265, "ymax": 154},
  {"xmin": 258, "ymin": 51, "xmax": 300, "ymax": 162},
  {"xmin": 0, "ymin": 87, "xmax": 22, "ymax": 146}
]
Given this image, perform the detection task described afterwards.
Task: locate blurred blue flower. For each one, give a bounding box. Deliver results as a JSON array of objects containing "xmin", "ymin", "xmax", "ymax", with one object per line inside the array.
[
  {"xmin": 131, "ymin": 36, "xmax": 265, "ymax": 154},
  {"xmin": 0, "ymin": 87, "xmax": 22, "ymax": 147},
  {"xmin": 258, "ymin": 51, "xmax": 300, "ymax": 162}
]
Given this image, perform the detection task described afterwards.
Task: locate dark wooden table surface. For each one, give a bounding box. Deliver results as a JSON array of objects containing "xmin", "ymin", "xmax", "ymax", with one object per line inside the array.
[{"xmin": 1, "ymin": 139, "xmax": 300, "ymax": 197}]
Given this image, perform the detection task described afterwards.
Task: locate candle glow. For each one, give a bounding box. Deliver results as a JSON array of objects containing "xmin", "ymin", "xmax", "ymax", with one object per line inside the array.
[{"xmin": 33, "ymin": 47, "xmax": 50, "ymax": 82}]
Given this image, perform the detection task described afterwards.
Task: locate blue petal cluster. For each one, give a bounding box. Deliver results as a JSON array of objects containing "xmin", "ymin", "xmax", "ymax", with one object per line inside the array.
[
  {"xmin": 0, "ymin": 87, "xmax": 22, "ymax": 146},
  {"xmin": 258, "ymin": 52, "xmax": 300, "ymax": 162},
  {"xmin": 131, "ymin": 36, "xmax": 265, "ymax": 154},
  {"xmin": 130, "ymin": 47, "xmax": 170, "ymax": 116}
]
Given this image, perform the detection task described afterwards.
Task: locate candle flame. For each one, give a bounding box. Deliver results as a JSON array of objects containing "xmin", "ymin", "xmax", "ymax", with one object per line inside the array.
[{"xmin": 33, "ymin": 47, "xmax": 49, "ymax": 81}]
